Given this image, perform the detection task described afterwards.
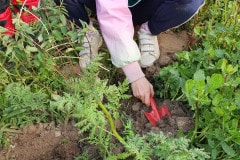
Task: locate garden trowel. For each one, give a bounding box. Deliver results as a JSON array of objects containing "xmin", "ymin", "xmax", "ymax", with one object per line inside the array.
[{"xmin": 144, "ymin": 97, "xmax": 171, "ymax": 127}]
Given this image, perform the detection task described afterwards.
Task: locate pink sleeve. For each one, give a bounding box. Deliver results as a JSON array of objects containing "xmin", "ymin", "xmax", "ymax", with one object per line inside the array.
[{"xmin": 96, "ymin": 0, "xmax": 145, "ymax": 82}]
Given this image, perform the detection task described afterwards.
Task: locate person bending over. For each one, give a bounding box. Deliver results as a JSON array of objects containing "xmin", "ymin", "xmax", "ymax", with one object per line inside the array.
[{"xmin": 56, "ymin": 0, "xmax": 205, "ymax": 106}]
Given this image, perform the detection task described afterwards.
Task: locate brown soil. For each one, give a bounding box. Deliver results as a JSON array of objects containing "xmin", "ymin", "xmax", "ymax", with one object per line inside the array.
[
  {"xmin": 122, "ymin": 98, "xmax": 194, "ymax": 137},
  {"xmin": 0, "ymin": 30, "xmax": 193, "ymax": 160}
]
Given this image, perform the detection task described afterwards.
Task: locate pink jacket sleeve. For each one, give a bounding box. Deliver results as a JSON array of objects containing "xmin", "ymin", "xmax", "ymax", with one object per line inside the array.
[{"xmin": 96, "ymin": 0, "xmax": 145, "ymax": 82}]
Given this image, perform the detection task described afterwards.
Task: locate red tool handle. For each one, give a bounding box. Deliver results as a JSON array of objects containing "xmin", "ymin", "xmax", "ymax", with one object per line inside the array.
[{"xmin": 150, "ymin": 96, "xmax": 159, "ymax": 115}]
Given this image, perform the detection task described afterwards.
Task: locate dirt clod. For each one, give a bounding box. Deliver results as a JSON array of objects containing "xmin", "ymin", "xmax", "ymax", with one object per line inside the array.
[
  {"xmin": 176, "ymin": 117, "xmax": 194, "ymax": 133},
  {"xmin": 132, "ymin": 102, "xmax": 141, "ymax": 111},
  {"xmin": 115, "ymin": 119, "xmax": 123, "ymax": 130}
]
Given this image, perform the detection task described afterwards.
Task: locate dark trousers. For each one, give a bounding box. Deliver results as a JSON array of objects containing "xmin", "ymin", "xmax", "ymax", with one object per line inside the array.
[
  {"xmin": 54, "ymin": 0, "xmax": 204, "ymax": 35},
  {"xmin": 0, "ymin": 0, "xmax": 10, "ymax": 13}
]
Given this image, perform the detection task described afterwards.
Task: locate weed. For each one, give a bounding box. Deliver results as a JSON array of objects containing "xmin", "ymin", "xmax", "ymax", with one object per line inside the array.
[
  {"xmin": 0, "ymin": 0, "xmax": 83, "ymax": 148},
  {"xmin": 154, "ymin": 0, "xmax": 240, "ymax": 159},
  {"xmin": 0, "ymin": 83, "xmax": 49, "ymax": 128}
]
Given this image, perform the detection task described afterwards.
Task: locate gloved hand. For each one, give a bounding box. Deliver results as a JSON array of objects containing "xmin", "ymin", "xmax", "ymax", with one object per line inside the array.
[{"xmin": 131, "ymin": 77, "xmax": 154, "ymax": 106}]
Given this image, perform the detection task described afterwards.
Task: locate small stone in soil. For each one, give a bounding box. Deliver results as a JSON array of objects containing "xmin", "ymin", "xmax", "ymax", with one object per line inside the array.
[
  {"xmin": 115, "ymin": 119, "xmax": 123, "ymax": 130},
  {"xmin": 113, "ymin": 144, "xmax": 124, "ymax": 154},
  {"xmin": 170, "ymin": 108, "xmax": 186, "ymax": 116},
  {"xmin": 159, "ymin": 55, "xmax": 172, "ymax": 66},
  {"xmin": 151, "ymin": 127, "xmax": 160, "ymax": 134},
  {"xmin": 55, "ymin": 130, "xmax": 62, "ymax": 137},
  {"xmin": 145, "ymin": 123, "xmax": 153, "ymax": 129},
  {"xmin": 135, "ymin": 126, "xmax": 141, "ymax": 132},
  {"xmin": 176, "ymin": 117, "xmax": 194, "ymax": 133},
  {"xmin": 157, "ymin": 120, "xmax": 166, "ymax": 128},
  {"xmin": 132, "ymin": 102, "xmax": 141, "ymax": 111},
  {"xmin": 168, "ymin": 117, "xmax": 176, "ymax": 127}
]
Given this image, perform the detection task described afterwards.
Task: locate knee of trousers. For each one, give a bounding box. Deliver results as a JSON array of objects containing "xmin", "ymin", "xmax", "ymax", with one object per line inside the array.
[
  {"xmin": 149, "ymin": 0, "xmax": 205, "ymax": 35},
  {"xmin": 0, "ymin": 0, "xmax": 10, "ymax": 13},
  {"xmin": 176, "ymin": 0, "xmax": 205, "ymax": 18},
  {"xmin": 54, "ymin": 0, "xmax": 79, "ymax": 7}
]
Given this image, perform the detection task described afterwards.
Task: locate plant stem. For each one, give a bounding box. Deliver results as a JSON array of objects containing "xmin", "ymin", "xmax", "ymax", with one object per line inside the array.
[
  {"xmin": 191, "ymin": 101, "xmax": 199, "ymax": 143},
  {"xmin": 1, "ymin": 128, "xmax": 23, "ymax": 134},
  {"xmin": 98, "ymin": 101, "xmax": 126, "ymax": 144}
]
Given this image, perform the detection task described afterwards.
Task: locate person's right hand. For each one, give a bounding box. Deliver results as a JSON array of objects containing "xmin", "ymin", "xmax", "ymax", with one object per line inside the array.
[{"xmin": 131, "ymin": 77, "xmax": 154, "ymax": 106}]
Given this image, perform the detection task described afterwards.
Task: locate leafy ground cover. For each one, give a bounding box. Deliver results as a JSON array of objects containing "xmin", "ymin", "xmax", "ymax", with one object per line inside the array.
[{"xmin": 0, "ymin": 0, "xmax": 239, "ymax": 159}]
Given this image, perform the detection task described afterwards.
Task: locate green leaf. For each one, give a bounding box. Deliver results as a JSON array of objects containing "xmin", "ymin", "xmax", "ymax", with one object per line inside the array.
[
  {"xmin": 52, "ymin": 30, "xmax": 63, "ymax": 41},
  {"xmin": 207, "ymin": 74, "xmax": 223, "ymax": 92},
  {"xmin": 212, "ymin": 93, "xmax": 223, "ymax": 106},
  {"xmin": 67, "ymin": 31, "xmax": 78, "ymax": 40},
  {"xmin": 59, "ymin": 14, "xmax": 67, "ymax": 26},
  {"xmin": 37, "ymin": 53, "xmax": 44, "ymax": 62},
  {"xmin": 214, "ymin": 107, "xmax": 224, "ymax": 116},
  {"xmin": 6, "ymin": 46, "xmax": 13, "ymax": 56},
  {"xmin": 33, "ymin": 59, "xmax": 40, "ymax": 67},
  {"xmin": 227, "ymin": 64, "xmax": 238, "ymax": 75},
  {"xmin": 211, "ymin": 149, "xmax": 217, "ymax": 160},
  {"xmin": 221, "ymin": 59, "xmax": 228, "ymax": 74},
  {"xmin": 37, "ymin": 34, "xmax": 43, "ymax": 42},
  {"xmin": 66, "ymin": 48, "xmax": 75, "ymax": 53},
  {"xmin": 215, "ymin": 49, "xmax": 225, "ymax": 58},
  {"xmin": 0, "ymin": 26, "xmax": 7, "ymax": 33},
  {"xmin": 26, "ymin": 46, "xmax": 38, "ymax": 52},
  {"xmin": 60, "ymin": 26, "xmax": 68, "ymax": 34},
  {"xmin": 221, "ymin": 142, "xmax": 235, "ymax": 156},
  {"xmin": 193, "ymin": 70, "xmax": 205, "ymax": 81}
]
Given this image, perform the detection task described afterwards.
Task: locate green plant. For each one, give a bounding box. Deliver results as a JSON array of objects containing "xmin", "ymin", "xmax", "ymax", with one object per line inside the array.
[
  {"xmin": 183, "ymin": 61, "xmax": 240, "ymax": 159},
  {"xmin": 104, "ymin": 130, "xmax": 210, "ymax": 160},
  {"xmin": 0, "ymin": 82, "xmax": 50, "ymax": 149},
  {"xmin": 154, "ymin": 0, "xmax": 240, "ymax": 159},
  {"xmin": 49, "ymin": 58, "xmax": 131, "ymax": 158},
  {"xmin": 0, "ymin": 0, "xmax": 87, "ymax": 148},
  {"xmin": 0, "ymin": 83, "xmax": 49, "ymax": 128},
  {"xmin": 0, "ymin": 0, "xmax": 86, "ymax": 93},
  {"xmin": 147, "ymin": 132, "xmax": 209, "ymax": 160},
  {"xmin": 51, "ymin": 59, "xmax": 205, "ymax": 160},
  {"xmin": 0, "ymin": 130, "xmax": 10, "ymax": 149}
]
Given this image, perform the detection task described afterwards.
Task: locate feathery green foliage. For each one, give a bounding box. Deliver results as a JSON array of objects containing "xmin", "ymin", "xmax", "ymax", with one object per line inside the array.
[
  {"xmin": 146, "ymin": 132, "xmax": 209, "ymax": 160},
  {"xmin": 50, "ymin": 58, "xmax": 131, "ymax": 158},
  {"xmin": 0, "ymin": 83, "xmax": 49, "ymax": 128}
]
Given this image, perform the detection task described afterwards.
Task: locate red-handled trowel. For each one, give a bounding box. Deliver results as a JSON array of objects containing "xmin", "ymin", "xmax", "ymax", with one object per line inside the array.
[{"xmin": 144, "ymin": 97, "xmax": 171, "ymax": 127}]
